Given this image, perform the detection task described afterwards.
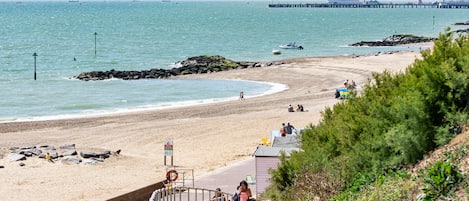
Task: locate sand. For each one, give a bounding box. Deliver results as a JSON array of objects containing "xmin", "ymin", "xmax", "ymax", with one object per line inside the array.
[{"xmin": 0, "ymin": 50, "xmax": 422, "ymax": 201}]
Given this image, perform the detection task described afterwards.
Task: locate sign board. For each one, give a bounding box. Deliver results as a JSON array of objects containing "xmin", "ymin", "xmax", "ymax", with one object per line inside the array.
[{"xmin": 164, "ymin": 140, "xmax": 173, "ymax": 156}]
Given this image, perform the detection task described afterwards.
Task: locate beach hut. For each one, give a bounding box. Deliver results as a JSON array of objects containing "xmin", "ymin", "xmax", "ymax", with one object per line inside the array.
[{"xmin": 252, "ymin": 136, "xmax": 300, "ymax": 197}]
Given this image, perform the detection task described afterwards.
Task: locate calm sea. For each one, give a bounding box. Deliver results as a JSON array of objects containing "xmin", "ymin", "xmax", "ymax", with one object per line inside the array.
[{"xmin": 0, "ymin": 1, "xmax": 467, "ymax": 121}]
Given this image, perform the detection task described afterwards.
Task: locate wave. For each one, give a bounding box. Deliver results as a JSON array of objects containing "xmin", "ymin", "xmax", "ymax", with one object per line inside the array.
[{"xmin": 1, "ymin": 79, "xmax": 288, "ymax": 123}]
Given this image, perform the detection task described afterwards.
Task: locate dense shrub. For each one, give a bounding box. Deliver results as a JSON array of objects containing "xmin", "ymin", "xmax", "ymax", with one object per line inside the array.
[{"xmin": 265, "ymin": 30, "xmax": 469, "ymax": 200}]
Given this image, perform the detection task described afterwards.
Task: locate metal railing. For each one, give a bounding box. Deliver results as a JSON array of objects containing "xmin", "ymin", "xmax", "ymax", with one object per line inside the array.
[
  {"xmin": 165, "ymin": 167, "xmax": 195, "ymax": 188},
  {"xmin": 149, "ymin": 186, "xmax": 234, "ymax": 201}
]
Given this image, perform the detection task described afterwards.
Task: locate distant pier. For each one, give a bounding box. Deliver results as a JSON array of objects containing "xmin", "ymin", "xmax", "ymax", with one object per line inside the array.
[{"xmin": 268, "ymin": 2, "xmax": 469, "ymax": 9}]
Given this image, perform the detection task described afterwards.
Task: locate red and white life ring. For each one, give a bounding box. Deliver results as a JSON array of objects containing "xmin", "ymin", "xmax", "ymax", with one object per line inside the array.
[{"xmin": 166, "ymin": 170, "xmax": 178, "ymax": 181}]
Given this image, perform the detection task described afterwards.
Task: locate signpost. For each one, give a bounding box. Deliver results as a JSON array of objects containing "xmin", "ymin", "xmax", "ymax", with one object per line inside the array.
[{"xmin": 164, "ymin": 140, "xmax": 173, "ymax": 166}]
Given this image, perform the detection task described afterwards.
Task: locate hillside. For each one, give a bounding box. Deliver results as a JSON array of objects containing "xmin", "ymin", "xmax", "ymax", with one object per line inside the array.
[{"xmin": 263, "ymin": 29, "xmax": 469, "ymax": 200}]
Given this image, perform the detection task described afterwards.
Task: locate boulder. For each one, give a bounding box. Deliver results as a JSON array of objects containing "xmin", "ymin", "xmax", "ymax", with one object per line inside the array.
[
  {"xmin": 74, "ymin": 55, "xmax": 283, "ymax": 81},
  {"xmin": 49, "ymin": 152, "xmax": 59, "ymax": 159},
  {"xmin": 19, "ymin": 162, "xmax": 25, "ymax": 167},
  {"xmin": 8, "ymin": 154, "xmax": 26, "ymax": 162},
  {"xmin": 44, "ymin": 146, "xmax": 56, "ymax": 151},
  {"xmin": 80, "ymin": 151, "xmax": 98, "ymax": 158},
  {"xmin": 31, "ymin": 148, "xmax": 43, "ymax": 156},
  {"xmin": 61, "ymin": 150, "xmax": 77, "ymax": 156},
  {"xmin": 0, "ymin": 165, "xmax": 4, "ymax": 168},
  {"xmin": 350, "ymin": 34, "xmax": 435, "ymax": 47}
]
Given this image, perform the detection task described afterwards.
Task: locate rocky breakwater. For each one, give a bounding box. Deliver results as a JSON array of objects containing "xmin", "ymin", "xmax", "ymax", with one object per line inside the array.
[
  {"xmin": 1, "ymin": 144, "xmax": 121, "ymax": 167},
  {"xmin": 75, "ymin": 55, "xmax": 284, "ymax": 81},
  {"xmin": 350, "ymin": 34, "xmax": 435, "ymax": 47}
]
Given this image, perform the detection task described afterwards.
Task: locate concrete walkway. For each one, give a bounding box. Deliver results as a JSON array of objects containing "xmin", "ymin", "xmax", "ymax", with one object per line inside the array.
[{"xmin": 193, "ymin": 157, "xmax": 256, "ymax": 197}]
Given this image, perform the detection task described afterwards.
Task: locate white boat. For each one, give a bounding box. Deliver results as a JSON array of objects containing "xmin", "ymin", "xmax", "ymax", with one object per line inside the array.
[
  {"xmin": 272, "ymin": 49, "xmax": 281, "ymax": 55},
  {"xmin": 279, "ymin": 42, "xmax": 303, "ymax": 50}
]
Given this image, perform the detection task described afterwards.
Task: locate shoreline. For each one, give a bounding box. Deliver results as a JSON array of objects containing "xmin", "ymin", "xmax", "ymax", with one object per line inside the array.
[
  {"xmin": 0, "ymin": 79, "xmax": 288, "ymax": 124},
  {"xmin": 0, "ymin": 49, "xmax": 424, "ymax": 125},
  {"xmin": 0, "ymin": 50, "xmax": 424, "ymax": 201}
]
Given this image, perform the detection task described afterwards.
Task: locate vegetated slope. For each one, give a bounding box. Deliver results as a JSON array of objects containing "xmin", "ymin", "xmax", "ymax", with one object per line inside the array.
[{"xmin": 263, "ymin": 29, "xmax": 469, "ymax": 200}]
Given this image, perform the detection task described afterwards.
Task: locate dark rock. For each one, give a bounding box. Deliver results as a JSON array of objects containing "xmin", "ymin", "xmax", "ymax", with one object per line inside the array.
[
  {"xmin": 31, "ymin": 148, "xmax": 42, "ymax": 156},
  {"xmin": 61, "ymin": 157, "xmax": 82, "ymax": 165},
  {"xmin": 20, "ymin": 150, "xmax": 34, "ymax": 157},
  {"xmin": 350, "ymin": 34, "xmax": 435, "ymax": 47},
  {"xmin": 455, "ymin": 21, "xmax": 469, "ymax": 25},
  {"xmin": 8, "ymin": 154, "xmax": 26, "ymax": 162},
  {"xmin": 49, "ymin": 152, "xmax": 59, "ymax": 159},
  {"xmin": 44, "ymin": 146, "xmax": 56, "ymax": 151},
  {"xmin": 80, "ymin": 151, "xmax": 98, "ymax": 158},
  {"xmin": 61, "ymin": 150, "xmax": 77, "ymax": 156},
  {"xmin": 38, "ymin": 152, "xmax": 46, "ymax": 158},
  {"xmin": 0, "ymin": 165, "xmax": 4, "ymax": 168},
  {"xmin": 19, "ymin": 162, "xmax": 25, "ymax": 167},
  {"xmin": 74, "ymin": 55, "xmax": 266, "ymax": 81}
]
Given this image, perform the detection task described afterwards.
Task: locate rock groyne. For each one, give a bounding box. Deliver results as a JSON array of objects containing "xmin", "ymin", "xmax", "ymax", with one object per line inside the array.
[
  {"xmin": 350, "ymin": 34, "xmax": 435, "ymax": 47},
  {"xmin": 75, "ymin": 55, "xmax": 284, "ymax": 81}
]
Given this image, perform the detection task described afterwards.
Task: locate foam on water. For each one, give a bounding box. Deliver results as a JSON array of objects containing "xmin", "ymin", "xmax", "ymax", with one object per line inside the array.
[{"xmin": 3, "ymin": 79, "xmax": 287, "ymax": 123}]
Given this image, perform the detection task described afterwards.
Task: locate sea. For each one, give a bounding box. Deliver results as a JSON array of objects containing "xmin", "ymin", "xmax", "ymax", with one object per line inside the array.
[{"xmin": 0, "ymin": 1, "xmax": 467, "ymax": 122}]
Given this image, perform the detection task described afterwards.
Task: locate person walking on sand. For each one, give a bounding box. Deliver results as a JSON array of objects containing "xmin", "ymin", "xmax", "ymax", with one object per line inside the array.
[
  {"xmin": 237, "ymin": 180, "xmax": 252, "ymax": 201},
  {"xmin": 239, "ymin": 91, "xmax": 244, "ymax": 100}
]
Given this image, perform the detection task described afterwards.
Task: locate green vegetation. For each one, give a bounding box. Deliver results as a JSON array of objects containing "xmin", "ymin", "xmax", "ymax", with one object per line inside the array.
[{"xmin": 264, "ymin": 29, "xmax": 469, "ymax": 200}]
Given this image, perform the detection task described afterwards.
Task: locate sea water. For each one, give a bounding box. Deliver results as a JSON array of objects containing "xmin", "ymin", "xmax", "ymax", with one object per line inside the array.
[{"xmin": 0, "ymin": 1, "xmax": 467, "ymax": 121}]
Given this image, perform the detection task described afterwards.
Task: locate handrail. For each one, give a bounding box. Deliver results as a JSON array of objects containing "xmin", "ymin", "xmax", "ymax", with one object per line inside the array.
[{"xmin": 149, "ymin": 186, "xmax": 234, "ymax": 201}]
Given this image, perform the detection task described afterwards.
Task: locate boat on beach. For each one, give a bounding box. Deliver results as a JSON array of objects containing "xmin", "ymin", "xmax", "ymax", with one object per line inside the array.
[{"xmin": 279, "ymin": 42, "xmax": 304, "ymax": 50}]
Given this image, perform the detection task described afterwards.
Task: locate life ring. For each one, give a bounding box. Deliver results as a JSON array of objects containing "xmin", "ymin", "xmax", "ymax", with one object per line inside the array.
[{"xmin": 166, "ymin": 170, "xmax": 178, "ymax": 181}]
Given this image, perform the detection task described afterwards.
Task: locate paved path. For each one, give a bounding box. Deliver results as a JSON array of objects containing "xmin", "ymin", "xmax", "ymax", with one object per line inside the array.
[{"xmin": 194, "ymin": 157, "xmax": 256, "ymax": 197}]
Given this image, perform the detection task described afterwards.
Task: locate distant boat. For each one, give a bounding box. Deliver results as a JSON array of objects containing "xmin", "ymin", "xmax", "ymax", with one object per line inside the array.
[
  {"xmin": 272, "ymin": 49, "xmax": 281, "ymax": 55},
  {"xmin": 279, "ymin": 42, "xmax": 304, "ymax": 50}
]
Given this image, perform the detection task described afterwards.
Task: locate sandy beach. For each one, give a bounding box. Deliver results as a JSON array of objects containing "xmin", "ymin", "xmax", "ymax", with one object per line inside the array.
[{"xmin": 0, "ymin": 50, "xmax": 423, "ymax": 201}]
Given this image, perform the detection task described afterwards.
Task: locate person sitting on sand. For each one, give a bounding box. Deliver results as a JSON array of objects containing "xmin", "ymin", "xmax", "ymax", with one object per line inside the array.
[
  {"xmin": 288, "ymin": 104, "xmax": 294, "ymax": 112},
  {"xmin": 299, "ymin": 104, "xmax": 304, "ymax": 112},
  {"xmin": 211, "ymin": 188, "xmax": 226, "ymax": 201},
  {"xmin": 237, "ymin": 180, "xmax": 252, "ymax": 201},
  {"xmin": 296, "ymin": 104, "xmax": 304, "ymax": 112}
]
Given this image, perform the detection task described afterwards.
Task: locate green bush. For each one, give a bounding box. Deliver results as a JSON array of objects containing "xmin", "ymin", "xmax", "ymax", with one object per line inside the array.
[
  {"xmin": 422, "ymin": 161, "xmax": 463, "ymax": 200},
  {"xmin": 265, "ymin": 30, "xmax": 469, "ymax": 200}
]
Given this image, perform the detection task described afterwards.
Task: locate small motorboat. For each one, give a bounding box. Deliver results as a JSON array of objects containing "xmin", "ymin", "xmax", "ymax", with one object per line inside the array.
[
  {"xmin": 272, "ymin": 49, "xmax": 281, "ymax": 55},
  {"xmin": 279, "ymin": 42, "xmax": 304, "ymax": 50}
]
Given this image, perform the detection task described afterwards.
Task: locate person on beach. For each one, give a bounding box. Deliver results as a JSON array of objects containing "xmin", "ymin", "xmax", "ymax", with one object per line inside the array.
[
  {"xmin": 211, "ymin": 188, "xmax": 226, "ymax": 201},
  {"xmin": 288, "ymin": 104, "xmax": 294, "ymax": 112},
  {"xmin": 237, "ymin": 180, "xmax": 252, "ymax": 201},
  {"xmin": 45, "ymin": 152, "xmax": 54, "ymax": 163},
  {"xmin": 280, "ymin": 123, "xmax": 286, "ymax": 137},
  {"xmin": 233, "ymin": 185, "xmax": 240, "ymax": 201},
  {"xmin": 284, "ymin": 122, "xmax": 295, "ymax": 135},
  {"xmin": 239, "ymin": 91, "xmax": 244, "ymax": 100}
]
